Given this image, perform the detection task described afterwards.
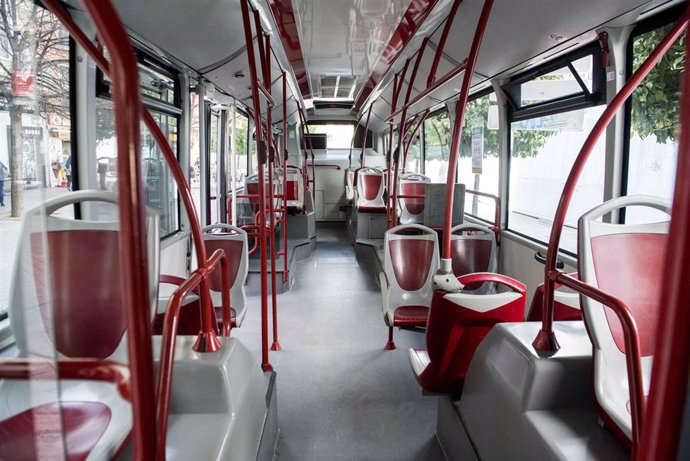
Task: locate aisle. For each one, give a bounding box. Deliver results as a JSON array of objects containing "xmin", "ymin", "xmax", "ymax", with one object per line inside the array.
[{"xmin": 234, "ymin": 223, "xmax": 444, "ymax": 460}]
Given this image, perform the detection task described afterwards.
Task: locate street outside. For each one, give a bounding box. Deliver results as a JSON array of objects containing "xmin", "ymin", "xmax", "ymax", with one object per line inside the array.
[{"xmin": 0, "ymin": 186, "xmax": 71, "ymax": 316}]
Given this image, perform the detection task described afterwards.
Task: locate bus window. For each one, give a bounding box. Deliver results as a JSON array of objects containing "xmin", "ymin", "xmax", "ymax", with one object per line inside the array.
[
  {"xmin": 190, "ymin": 91, "xmax": 202, "ymax": 218},
  {"xmin": 505, "ymin": 47, "xmax": 606, "ymax": 254},
  {"xmin": 404, "ymin": 128, "xmax": 422, "ymax": 174},
  {"xmin": 233, "ymin": 111, "xmax": 249, "ymax": 188},
  {"xmin": 458, "ymin": 92, "xmax": 500, "ymax": 222},
  {"xmin": 307, "ymin": 123, "xmax": 355, "ymax": 149},
  {"xmin": 96, "ymin": 55, "xmax": 181, "ymax": 237},
  {"xmin": 624, "ymin": 22, "xmax": 684, "ymax": 224},
  {"xmin": 0, "ymin": 5, "xmax": 73, "ymax": 322},
  {"xmin": 423, "ymin": 109, "xmax": 451, "ymax": 183}
]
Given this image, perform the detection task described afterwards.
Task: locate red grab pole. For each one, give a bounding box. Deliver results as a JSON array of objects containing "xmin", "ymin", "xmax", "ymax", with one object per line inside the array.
[
  {"xmin": 637, "ymin": 7, "xmax": 690, "ymax": 459},
  {"xmin": 441, "ymin": 0, "xmax": 494, "ymax": 261},
  {"xmin": 80, "ymin": 1, "xmax": 156, "ymax": 458},
  {"xmin": 532, "ymin": 12, "xmax": 689, "ymax": 356},
  {"xmin": 282, "ymin": 72, "xmax": 289, "ymax": 283},
  {"xmin": 241, "ymin": 0, "xmax": 273, "ymax": 372}
]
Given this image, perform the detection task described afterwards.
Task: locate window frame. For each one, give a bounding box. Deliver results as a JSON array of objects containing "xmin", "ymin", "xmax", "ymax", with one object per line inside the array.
[
  {"xmin": 96, "ymin": 49, "xmax": 183, "ymax": 238},
  {"xmin": 503, "ymin": 44, "xmax": 607, "ymax": 254},
  {"xmin": 619, "ymin": 4, "xmax": 685, "ymax": 223}
]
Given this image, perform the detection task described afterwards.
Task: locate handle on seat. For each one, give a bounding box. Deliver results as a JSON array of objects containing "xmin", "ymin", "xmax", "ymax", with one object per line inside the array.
[
  {"xmin": 28, "ymin": 190, "xmax": 118, "ymax": 216},
  {"xmin": 387, "ymin": 223, "xmax": 437, "ymax": 236},
  {"xmin": 457, "ymin": 272, "xmax": 526, "ymax": 295},
  {"xmin": 451, "ymin": 223, "xmax": 493, "ymax": 236},
  {"xmin": 535, "ymin": 251, "xmax": 564, "ymax": 269},
  {"xmin": 202, "ymin": 223, "xmax": 247, "ymax": 236}
]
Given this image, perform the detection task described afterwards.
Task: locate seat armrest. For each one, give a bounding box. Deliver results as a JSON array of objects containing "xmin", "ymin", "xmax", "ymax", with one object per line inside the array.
[{"xmin": 457, "ymin": 272, "xmax": 526, "ymax": 295}]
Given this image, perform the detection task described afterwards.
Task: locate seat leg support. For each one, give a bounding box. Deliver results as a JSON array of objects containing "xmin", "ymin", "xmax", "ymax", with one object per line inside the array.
[{"xmin": 384, "ymin": 326, "xmax": 396, "ymax": 350}]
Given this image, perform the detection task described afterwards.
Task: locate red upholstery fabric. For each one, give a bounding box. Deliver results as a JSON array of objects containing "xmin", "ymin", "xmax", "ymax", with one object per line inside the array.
[
  {"xmin": 400, "ymin": 182, "xmax": 425, "ymax": 215},
  {"xmin": 0, "ymin": 402, "xmax": 112, "ymax": 461},
  {"xmin": 450, "ymin": 239, "xmax": 492, "ymax": 278},
  {"xmin": 203, "ymin": 239, "xmax": 244, "ymax": 292},
  {"xmin": 393, "ymin": 305, "xmax": 429, "ymax": 327},
  {"xmin": 416, "ymin": 288, "xmax": 525, "ymax": 393},
  {"xmin": 389, "ymin": 239, "xmax": 434, "ymax": 291},
  {"xmin": 30, "ymin": 231, "xmax": 126, "ymax": 359},
  {"xmin": 591, "ymin": 233, "xmax": 666, "ymax": 355},
  {"xmin": 151, "ymin": 299, "xmax": 236, "ymax": 335},
  {"xmin": 527, "ymin": 282, "xmax": 582, "ymax": 322},
  {"xmin": 286, "ymin": 180, "xmax": 299, "ymax": 201},
  {"xmin": 361, "ymin": 175, "xmax": 382, "ymax": 201}
]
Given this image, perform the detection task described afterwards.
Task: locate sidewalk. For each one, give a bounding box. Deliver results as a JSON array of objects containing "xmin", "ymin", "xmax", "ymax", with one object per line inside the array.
[{"xmin": 0, "ymin": 187, "xmax": 71, "ymax": 316}]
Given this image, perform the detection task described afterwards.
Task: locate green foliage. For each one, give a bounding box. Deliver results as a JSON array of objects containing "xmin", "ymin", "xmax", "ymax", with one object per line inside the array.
[{"xmin": 630, "ymin": 26, "xmax": 685, "ymax": 144}]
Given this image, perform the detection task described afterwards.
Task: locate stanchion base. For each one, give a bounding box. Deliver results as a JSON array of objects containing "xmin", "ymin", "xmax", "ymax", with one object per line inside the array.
[
  {"xmin": 262, "ymin": 362, "xmax": 274, "ymax": 372},
  {"xmin": 532, "ymin": 330, "xmax": 561, "ymax": 357},
  {"xmin": 384, "ymin": 341, "xmax": 396, "ymax": 351},
  {"xmin": 193, "ymin": 330, "xmax": 222, "ymax": 353},
  {"xmin": 270, "ymin": 341, "xmax": 282, "ymax": 351}
]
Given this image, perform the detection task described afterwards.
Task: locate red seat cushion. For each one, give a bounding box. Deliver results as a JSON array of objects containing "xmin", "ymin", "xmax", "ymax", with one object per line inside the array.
[
  {"xmin": 393, "ymin": 305, "xmax": 429, "ymax": 327},
  {"xmin": 0, "ymin": 402, "xmax": 112, "ymax": 461}
]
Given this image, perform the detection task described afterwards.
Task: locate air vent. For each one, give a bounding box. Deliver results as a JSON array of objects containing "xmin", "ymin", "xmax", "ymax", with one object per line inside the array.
[{"xmin": 315, "ymin": 75, "xmax": 358, "ymax": 99}]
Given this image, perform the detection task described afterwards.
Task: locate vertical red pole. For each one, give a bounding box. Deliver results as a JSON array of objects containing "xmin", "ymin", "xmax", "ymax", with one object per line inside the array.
[
  {"xmin": 441, "ymin": 0, "xmax": 494, "ymax": 261},
  {"xmin": 81, "ymin": 1, "xmax": 156, "ymax": 459},
  {"xmin": 241, "ymin": 0, "xmax": 272, "ymax": 372},
  {"xmin": 532, "ymin": 13, "xmax": 688, "ymax": 357},
  {"xmin": 360, "ymin": 105, "xmax": 373, "ymax": 168},
  {"xmin": 637, "ymin": 8, "xmax": 690, "ymax": 459},
  {"xmin": 282, "ymin": 72, "xmax": 289, "ymax": 283}
]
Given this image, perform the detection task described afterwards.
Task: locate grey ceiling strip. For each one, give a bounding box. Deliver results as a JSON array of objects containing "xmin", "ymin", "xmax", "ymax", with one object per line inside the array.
[
  {"xmin": 425, "ymin": 39, "xmax": 463, "ymax": 68},
  {"xmin": 198, "ymin": 39, "xmax": 254, "ymax": 75}
]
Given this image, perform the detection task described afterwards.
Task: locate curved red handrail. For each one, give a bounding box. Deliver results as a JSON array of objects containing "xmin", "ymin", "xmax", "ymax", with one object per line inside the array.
[
  {"xmin": 0, "ymin": 359, "xmax": 131, "ymax": 401},
  {"xmin": 533, "ymin": 12, "xmax": 689, "ymax": 356},
  {"xmin": 465, "ymin": 189, "xmax": 501, "ymax": 242},
  {"xmin": 155, "ymin": 248, "xmax": 230, "ymax": 458},
  {"xmin": 638, "ymin": 5, "xmax": 690, "ymax": 459},
  {"xmin": 441, "ymin": 0, "xmax": 494, "ymax": 261},
  {"xmin": 78, "ymin": 2, "xmax": 157, "ymax": 459}
]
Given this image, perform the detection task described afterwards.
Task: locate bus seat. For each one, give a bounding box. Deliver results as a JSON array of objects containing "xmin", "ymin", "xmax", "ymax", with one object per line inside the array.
[
  {"xmin": 203, "ymin": 224, "xmax": 248, "ymax": 327},
  {"xmin": 527, "ymin": 275, "xmax": 581, "ymax": 321},
  {"xmin": 379, "ymin": 224, "xmax": 439, "ymax": 350},
  {"xmin": 0, "ymin": 190, "xmax": 160, "ymax": 460},
  {"xmin": 578, "ymin": 195, "xmax": 670, "ymax": 443},
  {"xmin": 398, "ymin": 173, "xmax": 430, "ymax": 224},
  {"xmin": 285, "ymin": 166, "xmax": 305, "ymax": 212},
  {"xmin": 450, "ymin": 224, "xmax": 497, "ymax": 293},
  {"xmin": 409, "ymin": 272, "xmax": 526, "ymax": 394},
  {"xmin": 356, "ymin": 167, "xmax": 386, "ymax": 213}
]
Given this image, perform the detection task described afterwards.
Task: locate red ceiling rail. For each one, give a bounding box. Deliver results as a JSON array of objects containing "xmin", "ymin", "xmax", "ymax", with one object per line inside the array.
[
  {"xmin": 0, "ymin": 359, "xmax": 131, "ymax": 401},
  {"xmin": 427, "ymin": 0, "xmax": 462, "ymax": 88},
  {"xmin": 241, "ymin": 0, "xmax": 273, "ymax": 372},
  {"xmin": 465, "ymin": 189, "xmax": 501, "ymax": 243},
  {"xmin": 532, "ymin": 12, "xmax": 689, "ymax": 357},
  {"xmin": 41, "ymin": 0, "xmax": 221, "ymax": 355},
  {"xmin": 638, "ymin": 6, "xmax": 690, "ymax": 459},
  {"xmin": 441, "ymin": 0, "xmax": 494, "ymax": 262},
  {"xmin": 78, "ymin": 2, "xmax": 157, "ymax": 459},
  {"xmin": 156, "ymin": 248, "xmax": 230, "ymax": 459}
]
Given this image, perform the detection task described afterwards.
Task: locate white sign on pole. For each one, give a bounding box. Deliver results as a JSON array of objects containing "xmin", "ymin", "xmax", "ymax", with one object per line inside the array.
[{"xmin": 471, "ymin": 125, "xmax": 483, "ymax": 174}]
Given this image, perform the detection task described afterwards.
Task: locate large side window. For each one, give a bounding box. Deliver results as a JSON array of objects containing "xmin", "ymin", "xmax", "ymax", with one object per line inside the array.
[
  {"xmin": 232, "ymin": 110, "xmax": 249, "ymax": 188},
  {"xmin": 423, "ymin": 109, "xmax": 451, "ymax": 182},
  {"xmin": 504, "ymin": 46, "xmax": 606, "ymax": 253},
  {"xmin": 0, "ymin": 5, "xmax": 73, "ymax": 321},
  {"xmin": 624, "ymin": 17, "xmax": 684, "ymax": 223},
  {"xmin": 96, "ymin": 54, "xmax": 181, "ymax": 237},
  {"xmin": 458, "ymin": 92, "xmax": 500, "ymax": 222}
]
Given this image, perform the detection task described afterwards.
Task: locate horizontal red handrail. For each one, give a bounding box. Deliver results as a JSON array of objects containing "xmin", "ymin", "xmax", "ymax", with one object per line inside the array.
[
  {"xmin": 155, "ymin": 249, "xmax": 230, "ymax": 459},
  {"xmin": 465, "ymin": 189, "xmax": 501, "ymax": 242},
  {"xmin": 458, "ymin": 272, "xmax": 526, "ymax": 294},
  {"xmin": 552, "ymin": 272, "xmax": 645, "ymax": 447},
  {"xmin": 0, "ymin": 358, "xmax": 131, "ymax": 401}
]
